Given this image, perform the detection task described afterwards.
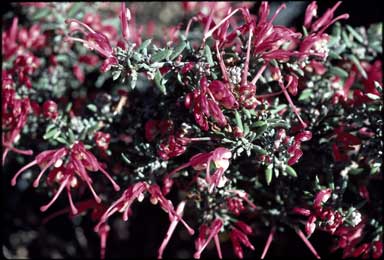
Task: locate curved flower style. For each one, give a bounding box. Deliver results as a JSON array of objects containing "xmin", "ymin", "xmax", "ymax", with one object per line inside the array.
[
  {"xmin": 194, "ymin": 218, "xmax": 223, "ymax": 259},
  {"xmin": 163, "ymin": 147, "xmax": 232, "ymax": 194},
  {"xmin": 11, "ymin": 141, "xmax": 120, "ymax": 213},
  {"xmin": 2, "ymin": 84, "xmax": 33, "ymax": 164},
  {"xmin": 94, "ymin": 182, "xmax": 194, "ymax": 259}
]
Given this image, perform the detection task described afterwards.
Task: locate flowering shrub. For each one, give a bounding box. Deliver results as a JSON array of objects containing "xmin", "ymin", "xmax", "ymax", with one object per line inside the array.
[{"xmin": 2, "ymin": 2, "xmax": 382, "ymax": 259}]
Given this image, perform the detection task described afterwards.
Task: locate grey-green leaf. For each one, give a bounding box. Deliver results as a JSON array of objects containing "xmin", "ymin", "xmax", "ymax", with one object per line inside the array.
[
  {"xmin": 152, "ymin": 49, "xmax": 172, "ymax": 62},
  {"xmin": 286, "ymin": 165, "xmax": 297, "ymax": 177},
  {"xmin": 349, "ymin": 55, "xmax": 367, "ymax": 79},
  {"xmin": 87, "ymin": 104, "xmax": 98, "ymax": 112},
  {"xmin": 329, "ymin": 67, "xmax": 349, "ymax": 78},
  {"xmin": 234, "ymin": 111, "xmax": 243, "ymax": 131},
  {"xmin": 265, "ymin": 164, "xmax": 273, "ymax": 185},
  {"xmin": 204, "ymin": 45, "xmax": 214, "ymax": 66},
  {"xmin": 170, "ymin": 41, "xmax": 187, "ymax": 60},
  {"xmin": 154, "ymin": 70, "xmax": 167, "ymax": 94}
]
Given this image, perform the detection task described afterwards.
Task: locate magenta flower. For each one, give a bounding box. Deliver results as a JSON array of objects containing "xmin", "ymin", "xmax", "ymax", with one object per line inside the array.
[
  {"xmin": 65, "ymin": 19, "xmax": 114, "ymax": 58},
  {"xmin": 2, "ymin": 17, "xmax": 46, "ymax": 59},
  {"xmin": 158, "ymin": 201, "xmax": 188, "ymax": 259},
  {"xmin": 188, "ymin": 77, "xmax": 231, "ymax": 130},
  {"xmin": 194, "ymin": 218, "xmax": 223, "ymax": 259},
  {"xmin": 230, "ymin": 226, "xmax": 255, "ymax": 258},
  {"xmin": 164, "ymin": 147, "xmax": 232, "ymax": 194},
  {"xmin": 94, "ymin": 131, "xmax": 111, "ymax": 151},
  {"xmin": 42, "ymin": 100, "xmax": 58, "ymax": 120},
  {"xmin": 94, "ymin": 182, "xmax": 194, "ymax": 259},
  {"xmin": 11, "ymin": 141, "xmax": 120, "ymax": 213},
  {"xmin": 2, "ymin": 85, "xmax": 33, "ymax": 163},
  {"xmin": 120, "ymin": 2, "xmax": 131, "ymax": 42}
]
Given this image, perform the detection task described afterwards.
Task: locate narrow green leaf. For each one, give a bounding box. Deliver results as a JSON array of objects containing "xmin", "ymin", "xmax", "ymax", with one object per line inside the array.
[
  {"xmin": 366, "ymin": 93, "xmax": 381, "ymax": 100},
  {"xmin": 286, "ymin": 165, "xmax": 297, "ymax": 177},
  {"xmin": 67, "ymin": 129, "xmax": 76, "ymax": 143},
  {"xmin": 87, "ymin": 104, "xmax": 97, "ymax": 112},
  {"xmin": 204, "ymin": 45, "xmax": 214, "ymax": 66},
  {"xmin": 121, "ymin": 153, "xmax": 131, "ymax": 164},
  {"xmin": 349, "ymin": 55, "xmax": 367, "ymax": 79},
  {"xmin": 265, "ymin": 164, "xmax": 273, "ymax": 185},
  {"xmin": 43, "ymin": 128, "xmax": 59, "ymax": 140},
  {"xmin": 68, "ymin": 3, "xmax": 83, "ymax": 17},
  {"xmin": 346, "ymin": 25, "xmax": 364, "ymax": 43},
  {"xmin": 254, "ymin": 145, "xmax": 267, "ymax": 155},
  {"xmin": 234, "ymin": 111, "xmax": 243, "ymax": 131},
  {"xmin": 137, "ymin": 39, "xmax": 152, "ymax": 53},
  {"xmin": 329, "ymin": 67, "xmax": 349, "ymax": 78},
  {"xmin": 152, "ymin": 49, "xmax": 172, "ymax": 62},
  {"xmin": 65, "ymin": 103, "xmax": 72, "ymax": 112},
  {"xmin": 56, "ymin": 136, "xmax": 68, "ymax": 145},
  {"xmin": 252, "ymin": 121, "xmax": 267, "ymax": 127},
  {"xmin": 112, "ymin": 70, "xmax": 122, "ymax": 81},
  {"xmin": 170, "ymin": 41, "xmax": 187, "ymax": 60},
  {"xmin": 32, "ymin": 8, "xmax": 51, "ymax": 20},
  {"xmin": 298, "ymin": 89, "xmax": 313, "ymax": 101},
  {"xmin": 341, "ymin": 30, "xmax": 351, "ymax": 47},
  {"xmin": 328, "ymin": 50, "xmax": 342, "ymax": 60},
  {"xmin": 154, "ymin": 70, "xmax": 167, "ymax": 94}
]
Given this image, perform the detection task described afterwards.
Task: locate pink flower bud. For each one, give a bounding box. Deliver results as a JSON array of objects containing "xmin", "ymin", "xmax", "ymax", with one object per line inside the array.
[
  {"xmin": 94, "ymin": 131, "xmax": 111, "ymax": 151},
  {"xmin": 314, "ymin": 188, "xmax": 332, "ymax": 209},
  {"xmin": 234, "ymin": 221, "xmax": 253, "ymax": 235},
  {"xmin": 292, "ymin": 207, "xmax": 311, "ymax": 216},
  {"xmin": 295, "ymin": 131, "xmax": 313, "ymax": 142},
  {"xmin": 352, "ymin": 243, "xmax": 369, "ymax": 257},
  {"xmin": 305, "ymin": 215, "xmax": 317, "ymax": 237},
  {"xmin": 42, "ymin": 100, "xmax": 58, "ymax": 119},
  {"xmin": 373, "ymin": 241, "xmax": 383, "ymax": 259}
]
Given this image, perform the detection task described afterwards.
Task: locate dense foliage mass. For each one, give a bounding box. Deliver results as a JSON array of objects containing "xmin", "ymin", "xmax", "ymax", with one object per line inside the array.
[{"xmin": 2, "ymin": 2, "xmax": 382, "ymax": 259}]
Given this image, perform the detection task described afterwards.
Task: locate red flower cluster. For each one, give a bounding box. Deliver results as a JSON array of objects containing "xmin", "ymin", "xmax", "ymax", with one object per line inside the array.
[
  {"xmin": 293, "ymin": 189, "xmax": 343, "ymax": 237},
  {"xmin": 11, "ymin": 141, "xmax": 120, "ymax": 214},
  {"xmin": 163, "ymin": 147, "xmax": 232, "ymax": 194},
  {"xmin": 2, "ymin": 74, "xmax": 33, "ymax": 164}
]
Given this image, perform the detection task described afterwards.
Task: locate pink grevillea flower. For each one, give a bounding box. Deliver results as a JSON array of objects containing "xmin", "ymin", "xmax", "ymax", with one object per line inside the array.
[
  {"xmin": 226, "ymin": 197, "xmax": 245, "ymax": 215},
  {"xmin": 208, "ymin": 80, "xmax": 238, "ymax": 109},
  {"xmin": 163, "ymin": 147, "xmax": 232, "ymax": 194},
  {"xmin": 65, "ymin": 18, "xmax": 114, "ymax": 57},
  {"xmin": 260, "ymin": 226, "xmax": 276, "ymax": 259},
  {"xmin": 11, "ymin": 52, "xmax": 41, "ymax": 89},
  {"xmin": 158, "ymin": 135, "xmax": 187, "ymax": 160},
  {"xmin": 81, "ymin": 12, "xmax": 118, "ymax": 44},
  {"xmin": 94, "ymin": 183, "xmax": 194, "ymax": 258},
  {"xmin": 2, "ymin": 85, "xmax": 33, "ymax": 164},
  {"xmin": 292, "ymin": 188, "xmax": 343, "ymax": 239},
  {"xmin": 300, "ymin": 2, "xmax": 349, "ymax": 61},
  {"xmin": 286, "ymin": 130, "xmax": 312, "ymax": 165},
  {"xmin": 331, "ymin": 126, "xmax": 361, "ymax": 162},
  {"xmin": 307, "ymin": 2, "xmax": 349, "ymax": 34},
  {"xmin": 230, "ymin": 226, "xmax": 255, "ymax": 258},
  {"xmin": 295, "ymin": 226, "xmax": 321, "ymax": 259},
  {"xmin": 187, "ymin": 77, "xmax": 230, "ymax": 131},
  {"xmin": 65, "ymin": 18, "xmax": 118, "ymax": 72},
  {"xmin": 2, "ymin": 17, "xmax": 46, "ymax": 60},
  {"xmin": 194, "ymin": 218, "xmax": 224, "ymax": 259},
  {"xmin": 332, "ymin": 221, "xmax": 382, "ymax": 258},
  {"xmin": 11, "ymin": 141, "xmax": 120, "ymax": 213},
  {"xmin": 94, "ymin": 131, "xmax": 111, "ymax": 151},
  {"xmin": 42, "ymin": 100, "xmax": 58, "ymax": 120},
  {"xmin": 119, "ymin": 2, "xmax": 131, "ymax": 42},
  {"xmin": 158, "ymin": 200, "xmax": 188, "ymax": 259}
]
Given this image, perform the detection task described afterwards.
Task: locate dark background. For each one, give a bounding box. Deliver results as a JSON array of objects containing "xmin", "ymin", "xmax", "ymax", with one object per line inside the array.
[{"xmin": 1, "ymin": 1, "xmax": 382, "ymax": 259}]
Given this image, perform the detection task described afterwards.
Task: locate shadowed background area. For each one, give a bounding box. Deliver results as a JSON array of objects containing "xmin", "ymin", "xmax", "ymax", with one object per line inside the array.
[{"xmin": 1, "ymin": 1, "xmax": 382, "ymax": 258}]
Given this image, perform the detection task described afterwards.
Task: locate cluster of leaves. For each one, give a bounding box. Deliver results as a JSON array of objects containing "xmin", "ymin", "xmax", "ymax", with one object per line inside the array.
[{"xmin": 2, "ymin": 2, "xmax": 382, "ymax": 259}]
